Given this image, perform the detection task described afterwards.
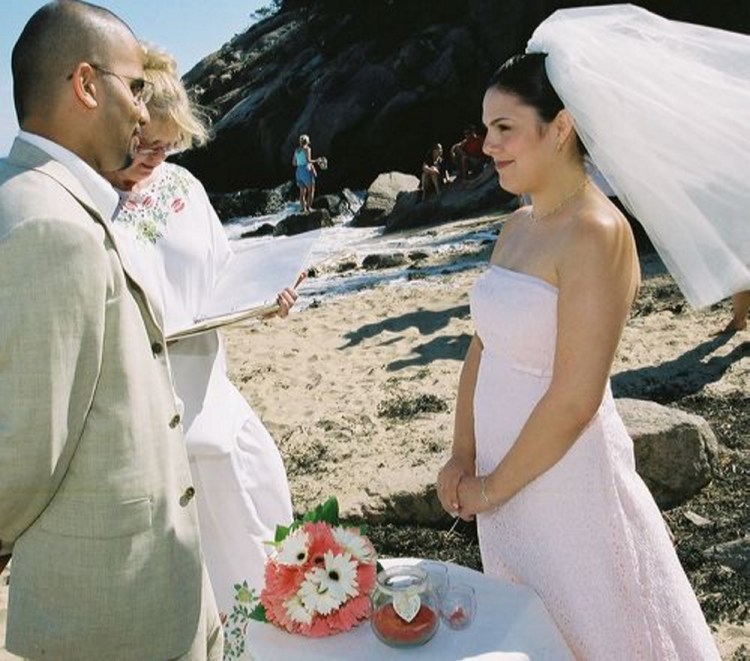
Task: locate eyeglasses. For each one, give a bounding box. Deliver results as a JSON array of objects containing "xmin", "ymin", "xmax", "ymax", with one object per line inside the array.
[
  {"xmin": 135, "ymin": 144, "xmax": 181, "ymax": 157},
  {"xmin": 91, "ymin": 64, "xmax": 154, "ymax": 105},
  {"xmin": 66, "ymin": 63, "xmax": 154, "ymax": 105}
]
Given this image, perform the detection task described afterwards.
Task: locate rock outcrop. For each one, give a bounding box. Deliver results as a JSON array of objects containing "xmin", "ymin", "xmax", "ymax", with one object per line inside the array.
[
  {"xmin": 179, "ymin": 1, "xmax": 750, "ymax": 195},
  {"xmin": 353, "ymin": 398, "xmax": 719, "ymax": 526},
  {"xmin": 616, "ymin": 398, "xmax": 719, "ymax": 509},
  {"xmin": 209, "ymin": 182, "xmax": 296, "ymax": 222},
  {"xmin": 351, "ymin": 172, "xmax": 419, "ymax": 227},
  {"xmin": 383, "ymin": 167, "xmax": 517, "ymax": 232},
  {"xmin": 273, "ymin": 209, "xmax": 333, "ymax": 236}
]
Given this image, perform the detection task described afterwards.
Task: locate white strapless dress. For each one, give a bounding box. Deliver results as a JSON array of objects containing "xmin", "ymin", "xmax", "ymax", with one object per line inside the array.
[{"xmin": 470, "ymin": 265, "xmax": 720, "ymax": 661}]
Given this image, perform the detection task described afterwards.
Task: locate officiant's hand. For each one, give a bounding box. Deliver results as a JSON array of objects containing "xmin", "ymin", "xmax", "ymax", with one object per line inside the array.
[
  {"xmin": 275, "ymin": 272, "xmax": 307, "ymax": 318},
  {"xmin": 276, "ymin": 287, "xmax": 299, "ymax": 318}
]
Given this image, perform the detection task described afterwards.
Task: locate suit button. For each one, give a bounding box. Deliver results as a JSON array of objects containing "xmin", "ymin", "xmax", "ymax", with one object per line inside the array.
[
  {"xmin": 180, "ymin": 486, "xmax": 196, "ymax": 507},
  {"xmin": 169, "ymin": 414, "xmax": 181, "ymax": 429},
  {"xmin": 151, "ymin": 341, "xmax": 163, "ymax": 355}
]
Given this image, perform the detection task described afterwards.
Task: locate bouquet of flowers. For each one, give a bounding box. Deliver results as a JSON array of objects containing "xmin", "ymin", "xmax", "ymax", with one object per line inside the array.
[{"xmin": 250, "ymin": 497, "xmax": 379, "ymax": 637}]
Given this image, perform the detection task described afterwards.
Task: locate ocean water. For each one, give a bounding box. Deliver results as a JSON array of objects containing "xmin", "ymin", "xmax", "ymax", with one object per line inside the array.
[{"xmin": 222, "ymin": 195, "xmax": 498, "ymax": 306}]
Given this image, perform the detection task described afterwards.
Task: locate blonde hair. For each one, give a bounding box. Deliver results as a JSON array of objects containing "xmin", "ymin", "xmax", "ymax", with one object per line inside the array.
[
  {"xmin": 299, "ymin": 134, "xmax": 310, "ymax": 147},
  {"xmin": 141, "ymin": 43, "xmax": 210, "ymax": 150}
]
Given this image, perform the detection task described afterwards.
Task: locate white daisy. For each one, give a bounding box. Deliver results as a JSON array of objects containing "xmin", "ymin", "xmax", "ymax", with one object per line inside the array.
[
  {"xmin": 299, "ymin": 571, "xmax": 341, "ymax": 615},
  {"xmin": 284, "ymin": 593, "xmax": 313, "ymax": 625},
  {"xmin": 299, "ymin": 552, "xmax": 359, "ymax": 615},
  {"xmin": 332, "ymin": 527, "xmax": 376, "ymax": 563},
  {"xmin": 275, "ymin": 529, "xmax": 309, "ymax": 566}
]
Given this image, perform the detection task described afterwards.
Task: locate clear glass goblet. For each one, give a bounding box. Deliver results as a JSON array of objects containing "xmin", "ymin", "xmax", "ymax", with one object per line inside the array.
[{"xmin": 440, "ymin": 583, "xmax": 476, "ymax": 631}]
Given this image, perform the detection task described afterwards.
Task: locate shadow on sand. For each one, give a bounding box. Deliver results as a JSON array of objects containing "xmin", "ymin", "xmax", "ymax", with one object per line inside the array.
[
  {"xmin": 612, "ymin": 334, "xmax": 750, "ymax": 402},
  {"xmin": 340, "ymin": 304, "xmax": 472, "ymax": 371}
]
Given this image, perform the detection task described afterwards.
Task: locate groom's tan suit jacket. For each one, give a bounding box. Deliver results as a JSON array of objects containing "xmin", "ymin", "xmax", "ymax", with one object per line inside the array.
[{"xmin": 0, "ymin": 139, "xmax": 214, "ymax": 660}]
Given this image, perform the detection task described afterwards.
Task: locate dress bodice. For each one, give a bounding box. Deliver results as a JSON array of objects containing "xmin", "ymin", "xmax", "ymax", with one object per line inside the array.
[{"xmin": 469, "ymin": 265, "xmax": 558, "ymax": 378}]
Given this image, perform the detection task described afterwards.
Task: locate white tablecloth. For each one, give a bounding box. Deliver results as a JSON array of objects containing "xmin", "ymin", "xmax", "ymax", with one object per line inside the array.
[{"xmin": 245, "ymin": 558, "xmax": 575, "ymax": 660}]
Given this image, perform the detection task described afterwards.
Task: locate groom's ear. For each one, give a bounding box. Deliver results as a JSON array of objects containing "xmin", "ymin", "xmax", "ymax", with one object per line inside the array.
[{"xmin": 68, "ymin": 62, "xmax": 100, "ymax": 110}]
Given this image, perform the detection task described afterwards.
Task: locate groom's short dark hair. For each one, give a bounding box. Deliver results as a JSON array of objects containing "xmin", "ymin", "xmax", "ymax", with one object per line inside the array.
[{"xmin": 12, "ymin": 0, "xmax": 133, "ymax": 123}]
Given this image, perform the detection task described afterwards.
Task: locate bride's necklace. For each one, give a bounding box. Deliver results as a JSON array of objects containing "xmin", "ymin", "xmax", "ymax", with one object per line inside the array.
[{"xmin": 530, "ymin": 177, "xmax": 589, "ymax": 223}]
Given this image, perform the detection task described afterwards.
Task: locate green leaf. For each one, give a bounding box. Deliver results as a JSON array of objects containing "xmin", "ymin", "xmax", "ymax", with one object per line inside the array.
[
  {"xmin": 319, "ymin": 497, "xmax": 340, "ymax": 524},
  {"xmin": 249, "ymin": 602, "xmax": 268, "ymax": 622},
  {"xmin": 301, "ymin": 496, "xmax": 340, "ymax": 525},
  {"xmin": 274, "ymin": 524, "xmax": 290, "ymax": 543}
]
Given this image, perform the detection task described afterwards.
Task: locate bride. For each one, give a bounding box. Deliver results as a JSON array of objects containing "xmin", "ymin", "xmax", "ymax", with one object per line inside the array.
[{"xmin": 436, "ymin": 48, "xmax": 721, "ymax": 660}]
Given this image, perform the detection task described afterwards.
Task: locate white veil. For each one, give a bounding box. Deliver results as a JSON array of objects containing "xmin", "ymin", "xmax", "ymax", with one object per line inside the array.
[{"xmin": 527, "ymin": 4, "xmax": 750, "ymax": 308}]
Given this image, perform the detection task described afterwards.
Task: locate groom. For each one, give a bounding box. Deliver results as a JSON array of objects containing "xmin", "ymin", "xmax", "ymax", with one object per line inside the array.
[{"xmin": 0, "ymin": 2, "xmax": 221, "ymax": 659}]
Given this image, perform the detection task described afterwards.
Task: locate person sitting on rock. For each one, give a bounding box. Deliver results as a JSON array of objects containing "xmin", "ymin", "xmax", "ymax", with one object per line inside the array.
[
  {"xmin": 450, "ymin": 125, "xmax": 488, "ymax": 181},
  {"xmin": 421, "ymin": 143, "xmax": 449, "ymax": 201}
]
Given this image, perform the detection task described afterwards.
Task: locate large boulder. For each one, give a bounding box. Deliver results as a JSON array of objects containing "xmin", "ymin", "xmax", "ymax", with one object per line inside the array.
[
  {"xmin": 615, "ymin": 398, "xmax": 719, "ymax": 509},
  {"xmin": 343, "ymin": 398, "xmax": 719, "ymax": 526},
  {"xmin": 273, "ymin": 209, "xmax": 333, "ymax": 236},
  {"xmin": 383, "ymin": 166, "xmax": 517, "ymax": 232},
  {"xmin": 362, "ymin": 253, "xmax": 408, "ymax": 270},
  {"xmin": 241, "ymin": 223, "xmax": 275, "ymax": 238},
  {"xmin": 349, "ymin": 472, "xmax": 446, "ymax": 526},
  {"xmin": 209, "ymin": 181, "xmax": 296, "ymax": 222},
  {"xmin": 311, "ymin": 193, "xmax": 346, "ymax": 217},
  {"xmin": 351, "ymin": 172, "xmax": 419, "ymax": 227}
]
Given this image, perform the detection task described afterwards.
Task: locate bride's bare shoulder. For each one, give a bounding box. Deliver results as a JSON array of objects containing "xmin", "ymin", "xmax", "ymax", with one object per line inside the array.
[
  {"xmin": 563, "ymin": 196, "xmax": 638, "ymax": 273},
  {"xmin": 501, "ymin": 205, "xmax": 533, "ymax": 232}
]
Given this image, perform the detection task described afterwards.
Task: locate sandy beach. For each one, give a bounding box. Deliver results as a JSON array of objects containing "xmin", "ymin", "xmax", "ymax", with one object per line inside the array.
[
  {"xmin": 224, "ymin": 213, "xmax": 750, "ymax": 657},
  {"xmin": 1, "ymin": 213, "xmax": 747, "ymax": 659}
]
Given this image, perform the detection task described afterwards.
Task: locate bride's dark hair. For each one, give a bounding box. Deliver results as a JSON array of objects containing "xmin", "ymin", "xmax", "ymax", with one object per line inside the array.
[
  {"xmin": 488, "ymin": 53, "xmax": 562, "ymax": 122},
  {"xmin": 488, "ymin": 52, "xmax": 587, "ymax": 156}
]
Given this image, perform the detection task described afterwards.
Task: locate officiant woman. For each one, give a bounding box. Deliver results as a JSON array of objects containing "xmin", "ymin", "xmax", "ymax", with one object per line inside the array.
[{"xmin": 103, "ymin": 44, "xmax": 296, "ymax": 634}]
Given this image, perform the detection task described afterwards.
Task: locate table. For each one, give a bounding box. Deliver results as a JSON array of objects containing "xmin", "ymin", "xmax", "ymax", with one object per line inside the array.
[{"xmin": 245, "ymin": 558, "xmax": 575, "ymax": 660}]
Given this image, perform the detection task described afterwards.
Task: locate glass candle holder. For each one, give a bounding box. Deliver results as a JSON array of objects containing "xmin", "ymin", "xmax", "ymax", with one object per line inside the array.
[
  {"xmin": 418, "ymin": 560, "xmax": 449, "ymax": 605},
  {"xmin": 371, "ymin": 565, "xmax": 440, "ymax": 648},
  {"xmin": 440, "ymin": 583, "xmax": 477, "ymax": 631}
]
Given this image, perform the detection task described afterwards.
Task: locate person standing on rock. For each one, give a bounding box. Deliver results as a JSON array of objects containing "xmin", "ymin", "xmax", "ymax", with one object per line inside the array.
[
  {"xmin": 436, "ymin": 25, "xmax": 721, "ymax": 661},
  {"xmin": 293, "ymin": 133, "xmax": 325, "ymax": 213},
  {"xmin": 102, "ymin": 44, "xmax": 297, "ymax": 653},
  {"xmin": 0, "ymin": 2, "xmax": 222, "ymax": 659}
]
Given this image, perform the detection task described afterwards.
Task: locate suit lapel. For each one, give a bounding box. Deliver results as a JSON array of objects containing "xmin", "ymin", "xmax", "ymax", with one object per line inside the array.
[{"xmin": 7, "ymin": 139, "xmax": 167, "ymax": 333}]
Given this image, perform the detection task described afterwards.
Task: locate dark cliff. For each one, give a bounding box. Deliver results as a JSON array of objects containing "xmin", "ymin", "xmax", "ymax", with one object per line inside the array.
[{"xmin": 179, "ymin": 0, "xmax": 750, "ymax": 193}]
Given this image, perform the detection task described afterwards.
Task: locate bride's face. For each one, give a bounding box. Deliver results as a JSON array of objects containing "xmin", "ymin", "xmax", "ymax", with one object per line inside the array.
[{"xmin": 481, "ymin": 88, "xmax": 556, "ymax": 195}]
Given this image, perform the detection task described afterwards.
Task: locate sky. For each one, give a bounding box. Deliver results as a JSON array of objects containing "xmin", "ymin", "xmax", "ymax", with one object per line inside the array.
[{"xmin": 0, "ymin": 0, "xmax": 268, "ymax": 155}]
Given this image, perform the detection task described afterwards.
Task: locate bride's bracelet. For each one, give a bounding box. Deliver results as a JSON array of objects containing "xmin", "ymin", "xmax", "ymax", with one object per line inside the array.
[{"xmin": 480, "ymin": 476, "xmax": 492, "ymax": 506}]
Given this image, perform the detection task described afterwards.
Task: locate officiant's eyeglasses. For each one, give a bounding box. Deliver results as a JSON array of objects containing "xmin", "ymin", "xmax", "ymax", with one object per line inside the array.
[
  {"xmin": 67, "ymin": 64, "xmax": 154, "ymax": 105},
  {"xmin": 136, "ymin": 144, "xmax": 181, "ymax": 157}
]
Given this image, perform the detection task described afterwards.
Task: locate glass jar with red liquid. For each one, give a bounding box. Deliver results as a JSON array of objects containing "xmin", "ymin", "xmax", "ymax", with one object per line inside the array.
[{"xmin": 370, "ymin": 565, "xmax": 440, "ymax": 648}]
